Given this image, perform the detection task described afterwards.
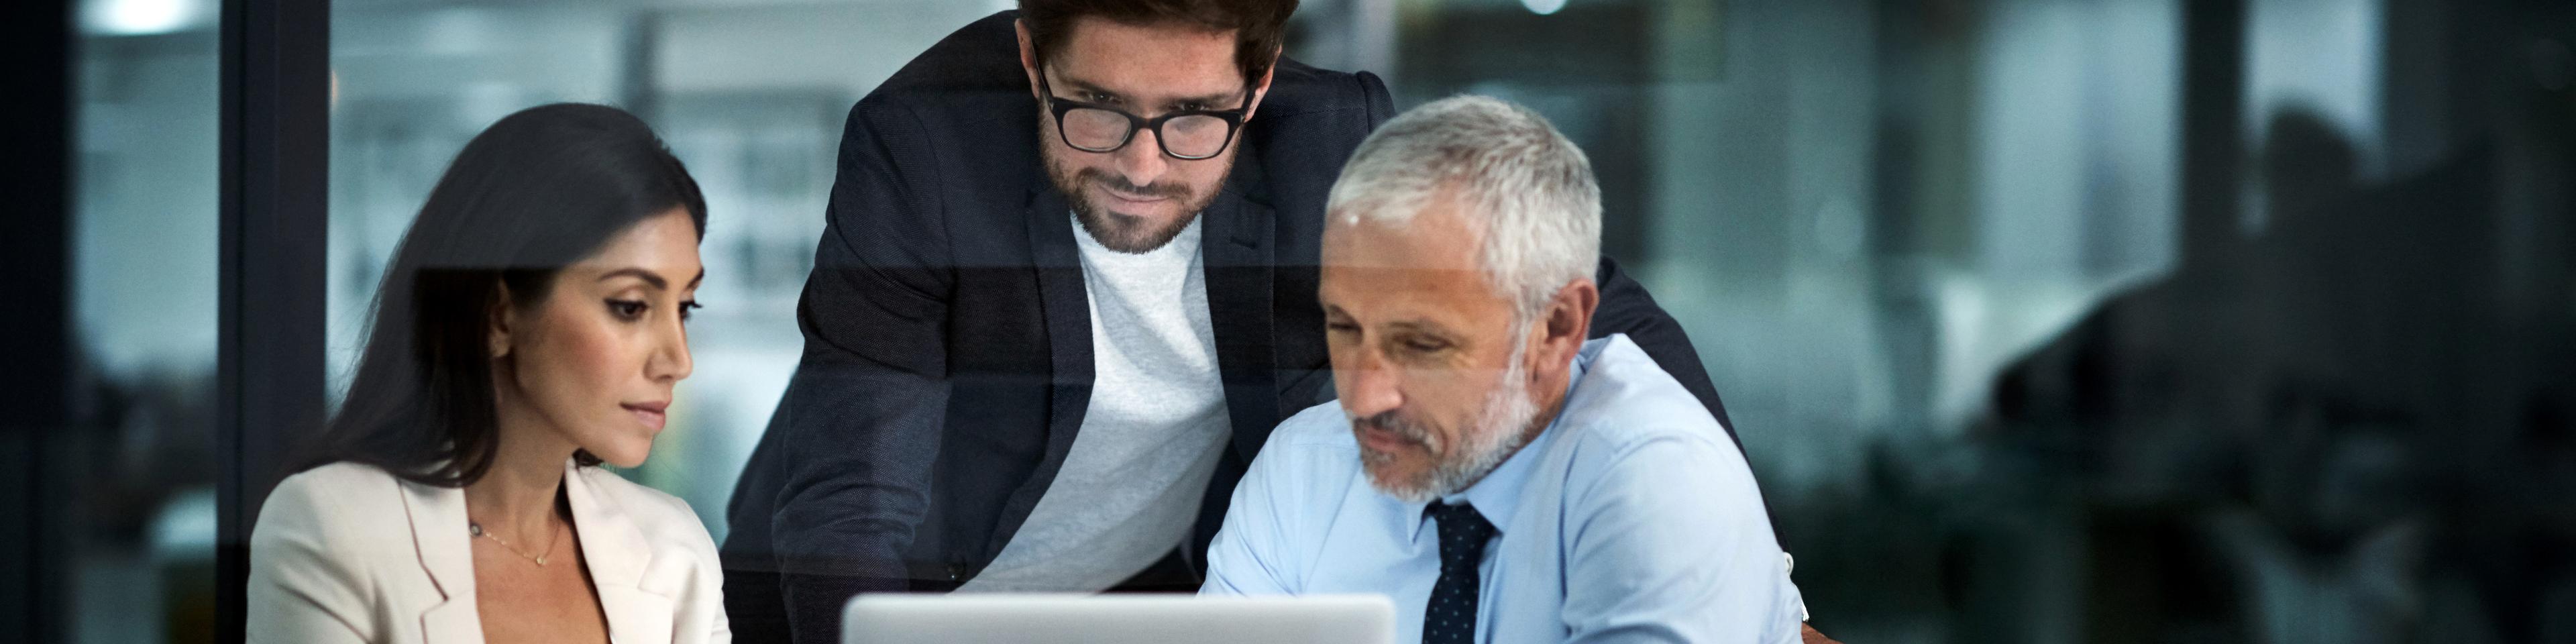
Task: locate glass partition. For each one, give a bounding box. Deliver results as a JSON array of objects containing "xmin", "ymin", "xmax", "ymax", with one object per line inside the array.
[
  {"xmin": 25, "ymin": 0, "xmax": 2572, "ymax": 641},
  {"xmin": 66, "ymin": 0, "xmax": 221, "ymax": 641}
]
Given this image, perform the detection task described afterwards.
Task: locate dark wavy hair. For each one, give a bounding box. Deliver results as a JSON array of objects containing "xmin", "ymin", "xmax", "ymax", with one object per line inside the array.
[
  {"xmin": 307, "ymin": 103, "xmax": 706, "ymax": 488},
  {"xmin": 1018, "ymin": 0, "xmax": 1299, "ymax": 86}
]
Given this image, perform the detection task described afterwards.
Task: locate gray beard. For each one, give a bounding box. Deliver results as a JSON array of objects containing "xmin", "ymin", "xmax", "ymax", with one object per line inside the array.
[{"xmin": 1357, "ymin": 337, "xmax": 1546, "ymax": 504}]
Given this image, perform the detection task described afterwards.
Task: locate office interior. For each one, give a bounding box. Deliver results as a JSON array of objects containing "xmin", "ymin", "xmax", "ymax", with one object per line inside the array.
[{"xmin": 5, "ymin": 0, "xmax": 2572, "ymax": 641}]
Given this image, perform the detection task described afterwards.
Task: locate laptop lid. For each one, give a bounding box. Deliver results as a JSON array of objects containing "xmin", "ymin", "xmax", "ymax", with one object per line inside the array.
[{"xmin": 842, "ymin": 593, "xmax": 1395, "ymax": 644}]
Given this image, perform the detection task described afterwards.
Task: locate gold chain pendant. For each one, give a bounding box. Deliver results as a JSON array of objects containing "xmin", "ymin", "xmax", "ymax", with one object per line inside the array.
[{"xmin": 468, "ymin": 522, "xmax": 553, "ymax": 567}]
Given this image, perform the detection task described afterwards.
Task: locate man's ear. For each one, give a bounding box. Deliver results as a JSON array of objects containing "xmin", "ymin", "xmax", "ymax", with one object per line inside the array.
[
  {"xmin": 488, "ymin": 282, "xmax": 517, "ymax": 360},
  {"xmin": 1016, "ymin": 19, "xmax": 1043, "ymax": 101},
  {"xmin": 1530, "ymin": 278, "xmax": 1599, "ymax": 372},
  {"xmin": 1245, "ymin": 46, "xmax": 1282, "ymax": 121}
]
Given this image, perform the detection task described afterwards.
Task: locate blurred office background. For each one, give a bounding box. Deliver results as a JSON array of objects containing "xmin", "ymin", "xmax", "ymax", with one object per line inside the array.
[{"xmin": 34, "ymin": 0, "xmax": 2575, "ymax": 641}]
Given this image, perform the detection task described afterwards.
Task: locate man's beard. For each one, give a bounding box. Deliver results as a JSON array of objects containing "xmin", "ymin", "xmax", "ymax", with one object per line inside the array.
[
  {"xmin": 1042, "ymin": 139, "xmax": 1230, "ymax": 254},
  {"xmin": 1352, "ymin": 338, "xmax": 1545, "ymax": 504}
]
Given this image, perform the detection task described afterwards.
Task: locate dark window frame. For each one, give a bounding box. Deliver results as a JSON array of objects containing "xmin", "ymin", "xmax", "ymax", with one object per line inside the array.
[
  {"xmin": 217, "ymin": 0, "xmax": 332, "ymax": 643},
  {"xmin": 1, "ymin": 1, "xmax": 74, "ymax": 641}
]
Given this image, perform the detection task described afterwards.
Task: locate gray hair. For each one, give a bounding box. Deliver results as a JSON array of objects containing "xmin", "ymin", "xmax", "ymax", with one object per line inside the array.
[{"xmin": 1326, "ymin": 95, "xmax": 1602, "ymax": 319}]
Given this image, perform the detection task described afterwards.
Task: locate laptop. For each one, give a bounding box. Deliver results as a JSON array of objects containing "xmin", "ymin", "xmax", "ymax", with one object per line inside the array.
[{"xmin": 842, "ymin": 593, "xmax": 1395, "ymax": 644}]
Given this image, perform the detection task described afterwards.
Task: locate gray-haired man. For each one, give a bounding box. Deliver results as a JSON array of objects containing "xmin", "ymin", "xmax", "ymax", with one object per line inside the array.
[{"xmin": 1201, "ymin": 96, "xmax": 1808, "ymax": 643}]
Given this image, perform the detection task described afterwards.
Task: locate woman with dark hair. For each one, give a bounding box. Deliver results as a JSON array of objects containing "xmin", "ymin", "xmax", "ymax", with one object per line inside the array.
[{"xmin": 248, "ymin": 103, "xmax": 729, "ymax": 644}]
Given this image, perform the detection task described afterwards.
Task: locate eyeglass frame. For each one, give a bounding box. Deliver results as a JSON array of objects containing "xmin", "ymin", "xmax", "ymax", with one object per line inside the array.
[{"xmin": 1034, "ymin": 62, "xmax": 1256, "ymax": 161}]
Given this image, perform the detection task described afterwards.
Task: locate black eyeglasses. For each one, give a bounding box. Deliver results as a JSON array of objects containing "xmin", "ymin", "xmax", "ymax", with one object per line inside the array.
[{"xmin": 1036, "ymin": 65, "xmax": 1253, "ymax": 160}]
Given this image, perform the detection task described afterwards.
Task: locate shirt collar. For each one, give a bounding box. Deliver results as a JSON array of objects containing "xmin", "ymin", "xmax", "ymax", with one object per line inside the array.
[{"xmin": 1403, "ymin": 355, "xmax": 1591, "ymax": 543}]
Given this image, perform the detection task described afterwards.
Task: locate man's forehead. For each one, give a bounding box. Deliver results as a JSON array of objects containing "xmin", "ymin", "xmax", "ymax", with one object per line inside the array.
[
  {"xmin": 1323, "ymin": 203, "xmax": 1486, "ymax": 272},
  {"xmin": 1322, "ymin": 214, "xmax": 1503, "ymax": 318},
  {"xmin": 1318, "ymin": 262, "xmax": 1511, "ymax": 340},
  {"xmin": 1052, "ymin": 17, "xmax": 1245, "ymax": 99}
]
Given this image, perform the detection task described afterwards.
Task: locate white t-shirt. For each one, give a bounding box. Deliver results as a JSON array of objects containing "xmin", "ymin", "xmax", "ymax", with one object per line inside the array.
[{"xmin": 957, "ymin": 213, "xmax": 1233, "ymax": 592}]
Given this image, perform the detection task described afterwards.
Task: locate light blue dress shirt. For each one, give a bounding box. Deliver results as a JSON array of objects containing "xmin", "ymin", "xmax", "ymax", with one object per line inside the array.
[{"xmin": 1202, "ymin": 335, "xmax": 1805, "ymax": 643}]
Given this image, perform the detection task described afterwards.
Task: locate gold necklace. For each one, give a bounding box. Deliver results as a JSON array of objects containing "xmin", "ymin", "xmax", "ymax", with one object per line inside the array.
[{"xmin": 468, "ymin": 519, "xmax": 559, "ymax": 567}]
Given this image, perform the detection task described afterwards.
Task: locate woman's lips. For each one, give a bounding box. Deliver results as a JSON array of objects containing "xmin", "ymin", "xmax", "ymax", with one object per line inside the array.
[{"xmin": 623, "ymin": 402, "xmax": 668, "ymax": 431}]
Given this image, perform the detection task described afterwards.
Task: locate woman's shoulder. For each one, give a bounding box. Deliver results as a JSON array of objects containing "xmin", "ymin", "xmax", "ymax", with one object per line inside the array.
[
  {"xmin": 282, "ymin": 460, "xmax": 409, "ymax": 488},
  {"xmin": 572, "ymin": 467, "xmax": 716, "ymax": 549},
  {"xmin": 250, "ymin": 461, "xmax": 429, "ymax": 586},
  {"xmin": 260, "ymin": 462, "xmax": 417, "ymax": 528}
]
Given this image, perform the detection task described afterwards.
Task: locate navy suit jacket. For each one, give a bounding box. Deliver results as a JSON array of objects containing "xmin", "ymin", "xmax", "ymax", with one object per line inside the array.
[{"xmin": 720, "ymin": 11, "xmax": 1739, "ymax": 643}]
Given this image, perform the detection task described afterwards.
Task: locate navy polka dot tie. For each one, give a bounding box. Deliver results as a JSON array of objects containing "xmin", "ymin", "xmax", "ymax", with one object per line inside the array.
[{"xmin": 1424, "ymin": 502, "xmax": 1495, "ymax": 644}]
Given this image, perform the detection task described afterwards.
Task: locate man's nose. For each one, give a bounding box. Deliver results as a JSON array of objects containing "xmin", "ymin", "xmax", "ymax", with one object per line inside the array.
[
  {"xmin": 1114, "ymin": 127, "xmax": 1169, "ymax": 189},
  {"xmin": 1338, "ymin": 345, "xmax": 1403, "ymax": 420}
]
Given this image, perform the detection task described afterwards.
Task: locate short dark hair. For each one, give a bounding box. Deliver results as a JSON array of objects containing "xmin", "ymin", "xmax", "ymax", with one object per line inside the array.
[
  {"xmin": 1019, "ymin": 0, "xmax": 1300, "ymax": 86},
  {"xmin": 306, "ymin": 103, "xmax": 706, "ymax": 488}
]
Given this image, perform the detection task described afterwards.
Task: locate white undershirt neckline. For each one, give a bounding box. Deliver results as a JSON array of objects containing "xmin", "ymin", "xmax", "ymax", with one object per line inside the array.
[{"xmin": 956, "ymin": 213, "xmax": 1234, "ymax": 592}]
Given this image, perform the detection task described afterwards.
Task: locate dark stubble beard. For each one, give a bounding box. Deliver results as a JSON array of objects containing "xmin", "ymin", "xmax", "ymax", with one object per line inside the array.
[{"xmin": 1042, "ymin": 127, "xmax": 1234, "ymax": 254}]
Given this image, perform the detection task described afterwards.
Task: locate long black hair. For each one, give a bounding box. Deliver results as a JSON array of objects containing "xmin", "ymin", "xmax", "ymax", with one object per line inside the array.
[{"xmin": 310, "ymin": 103, "xmax": 706, "ymax": 488}]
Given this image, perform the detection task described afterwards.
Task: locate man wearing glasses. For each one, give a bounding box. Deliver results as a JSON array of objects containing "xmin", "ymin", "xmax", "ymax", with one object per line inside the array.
[{"xmin": 720, "ymin": 2, "xmax": 1751, "ymax": 643}]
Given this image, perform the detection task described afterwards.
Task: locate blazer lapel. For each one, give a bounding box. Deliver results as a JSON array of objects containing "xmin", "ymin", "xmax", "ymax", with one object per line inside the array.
[
  {"xmin": 1203, "ymin": 155, "xmax": 1282, "ymax": 464},
  {"xmin": 401, "ymin": 478, "xmax": 484, "ymax": 644},
  {"xmin": 984, "ymin": 184, "xmax": 1098, "ymax": 564},
  {"xmin": 564, "ymin": 464, "xmax": 677, "ymax": 644}
]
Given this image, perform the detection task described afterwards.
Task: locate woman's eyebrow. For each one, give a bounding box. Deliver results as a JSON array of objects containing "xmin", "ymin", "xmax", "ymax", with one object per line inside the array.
[{"xmin": 597, "ymin": 268, "xmax": 667, "ymax": 290}]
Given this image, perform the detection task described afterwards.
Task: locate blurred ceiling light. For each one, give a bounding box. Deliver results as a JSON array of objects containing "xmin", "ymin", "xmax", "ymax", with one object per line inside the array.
[
  {"xmin": 81, "ymin": 0, "xmax": 211, "ymax": 36},
  {"xmin": 1521, "ymin": 0, "xmax": 1567, "ymax": 15}
]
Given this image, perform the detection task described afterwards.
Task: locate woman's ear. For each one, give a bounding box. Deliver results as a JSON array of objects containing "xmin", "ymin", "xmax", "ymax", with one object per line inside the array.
[{"xmin": 488, "ymin": 282, "xmax": 516, "ymax": 360}]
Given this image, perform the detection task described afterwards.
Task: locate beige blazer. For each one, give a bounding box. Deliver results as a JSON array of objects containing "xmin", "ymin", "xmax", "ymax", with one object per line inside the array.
[{"xmin": 247, "ymin": 460, "xmax": 731, "ymax": 644}]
